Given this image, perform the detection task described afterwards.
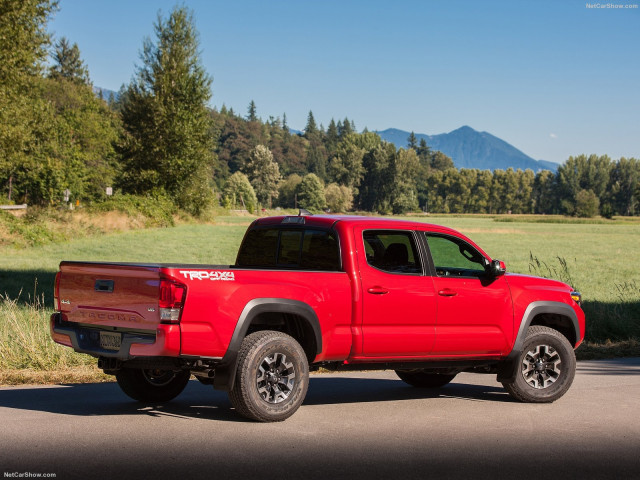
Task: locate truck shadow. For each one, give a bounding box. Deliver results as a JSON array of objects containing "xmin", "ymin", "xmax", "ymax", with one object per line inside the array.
[
  {"xmin": 0, "ymin": 376, "xmax": 509, "ymax": 422},
  {"xmin": 305, "ymin": 376, "xmax": 509, "ymax": 405}
]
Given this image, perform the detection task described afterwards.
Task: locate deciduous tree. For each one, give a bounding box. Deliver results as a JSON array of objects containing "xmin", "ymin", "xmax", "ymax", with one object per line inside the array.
[
  {"xmin": 245, "ymin": 144, "xmax": 281, "ymax": 207},
  {"xmin": 296, "ymin": 173, "xmax": 325, "ymax": 211},
  {"xmin": 324, "ymin": 183, "xmax": 353, "ymax": 213},
  {"xmin": 223, "ymin": 171, "xmax": 257, "ymax": 213}
]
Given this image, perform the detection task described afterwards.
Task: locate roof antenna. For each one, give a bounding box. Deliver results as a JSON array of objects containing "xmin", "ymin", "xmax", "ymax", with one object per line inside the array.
[{"xmin": 298, "ymin": 208, "xmax": 313, "ymax": 216}]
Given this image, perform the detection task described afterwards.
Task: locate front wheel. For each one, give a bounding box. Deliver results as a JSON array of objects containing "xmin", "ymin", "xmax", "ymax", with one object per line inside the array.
[
  {"xmin": 502, "ymin": 326, "xmax": 576, "ymax": 403},
  {"xmin": 115, "ymin": 368, "xmax": 191, "ymax": 403},
  {"xmin": 229, "ymin": 330, "xmax": 309, "ymax": 422},
  {"xmin": 395, "ymin": 370, "xmax": 457, "ymax": 388}
]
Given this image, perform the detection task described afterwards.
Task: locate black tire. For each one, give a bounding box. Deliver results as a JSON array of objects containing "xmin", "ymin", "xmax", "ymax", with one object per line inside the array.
[
  {"xmin": 395, "ymin": 370, "xmax": 457, "ymax": 388},
  {"xmin": 115, "ymin": 368, "xmax": 191, "ymax": 403},
  {"xmin": 502, "ymin": 325, "xmax": 576, "ymax": 403},
  {"xmin": 228, "ymin": 330, "xmax": 309, "ymax": 422}
]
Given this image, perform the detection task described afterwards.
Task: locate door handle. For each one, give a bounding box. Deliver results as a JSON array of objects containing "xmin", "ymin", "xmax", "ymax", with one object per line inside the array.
[
  {"xmin": 367, "ymin": 286, "xmax": 389, "ymax": 295},
  {"xmin": 438, "ymin": 289, "xmax": 457, "ymax": 297}
]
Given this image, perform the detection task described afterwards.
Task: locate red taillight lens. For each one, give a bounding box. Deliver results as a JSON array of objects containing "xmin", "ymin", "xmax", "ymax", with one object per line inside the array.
[
  {"xmin": 159, "ymin": 278, "xmax": 186, "ymax": 323},
  {"xmin": 54, "ymin": 272, "xmax": 61, "ymax": 310}
]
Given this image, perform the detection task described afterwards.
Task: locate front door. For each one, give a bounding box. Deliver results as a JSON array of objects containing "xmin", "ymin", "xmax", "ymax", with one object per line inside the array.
[{"xmin": 423, "ymin": 233, "xmax": 513, "ymax": 356}]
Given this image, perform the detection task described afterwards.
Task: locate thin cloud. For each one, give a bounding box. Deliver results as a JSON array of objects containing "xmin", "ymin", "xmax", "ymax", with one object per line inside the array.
[{"xmin": 549, "ymin": 133, "xmax": 558, "ymax": 139}]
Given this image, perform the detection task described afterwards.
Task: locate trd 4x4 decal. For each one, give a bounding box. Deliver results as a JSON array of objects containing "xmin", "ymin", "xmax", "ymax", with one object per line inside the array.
[{"xmin": 179, "ymin": 270, "xmax": 235, "ymax": 281}]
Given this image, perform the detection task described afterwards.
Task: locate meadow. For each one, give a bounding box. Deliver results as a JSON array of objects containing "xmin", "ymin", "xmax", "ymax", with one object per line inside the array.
[{"xmin": 1, "ymin": 213, "xmax": 639, "ymax": 384}]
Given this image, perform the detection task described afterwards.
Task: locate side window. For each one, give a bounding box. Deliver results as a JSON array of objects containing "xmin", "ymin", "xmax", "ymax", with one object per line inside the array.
[
  {"xmin": 236, "ymin": 228, "xmax": 278, "ymax": 266},
  {"xmin": 236, "ymin": 227, "xmax": 340, "ymax": 271},
  {"xmin": 299, "ymin": 230, "xmax": 341, "ymax": 271},
  {"xmin": 363, "ymin": 230, "xmax": 421, "ymax": 274},
  {"xmin": 425, "ymin": 234, "xmax": 487, "ymax": 278}
]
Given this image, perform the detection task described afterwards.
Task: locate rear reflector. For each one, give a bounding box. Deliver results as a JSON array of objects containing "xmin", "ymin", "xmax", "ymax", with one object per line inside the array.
[
  {"xmin": 159, "ymin": 278, "xmax": 186, "ymax": 324},
  {"xmin": 54, "ymin": 272, "xmax": 61, "ymax": 311}
]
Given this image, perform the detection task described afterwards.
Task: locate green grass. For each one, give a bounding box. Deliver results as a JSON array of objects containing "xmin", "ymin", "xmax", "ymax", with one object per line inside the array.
[
  {"xmin": 1, "ymin": 213, "xmax": 638, "ymax": 383},
  {"xmin": 408, "ymin": 215, "xmax": 640, "ymax": 344}
]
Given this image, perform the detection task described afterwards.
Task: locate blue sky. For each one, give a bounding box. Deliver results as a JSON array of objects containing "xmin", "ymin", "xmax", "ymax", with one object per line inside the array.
[{"xmin": 47, "ymin": 0, "xmax": 639, "ymax": 164}]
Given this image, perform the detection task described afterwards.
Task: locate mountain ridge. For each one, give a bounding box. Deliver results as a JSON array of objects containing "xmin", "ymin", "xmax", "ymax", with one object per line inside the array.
[
  {"xmin": 91, "ymin": 87, "xmax": 556, "ymax": 172},
  {"xmin": 376, "ymin": 126, "xmax": 558, "ymax": 172}
]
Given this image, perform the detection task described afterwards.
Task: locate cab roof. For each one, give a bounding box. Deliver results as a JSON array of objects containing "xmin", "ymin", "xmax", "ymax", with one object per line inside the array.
[{"xmin": 251, "ymin": 214, "xmax": 461, "ymax": 236}]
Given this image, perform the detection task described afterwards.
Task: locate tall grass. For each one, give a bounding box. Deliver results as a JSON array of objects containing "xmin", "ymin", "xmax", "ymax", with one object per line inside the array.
[
  {"xmin": 528, "ymin": 254, "xmax": 640, "ymax": 343},
  {"xmin": 0, "ymin": 294, "xmax": 93, "ymax": 370},
  {"xmin": 528, "ymin": 252, "xmax": 578, "ymax": 291}
]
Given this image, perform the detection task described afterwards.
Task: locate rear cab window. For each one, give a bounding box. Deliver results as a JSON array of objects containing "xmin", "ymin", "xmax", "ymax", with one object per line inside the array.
[
  {"xmin": 236, "ymin": 227, "xmax": 341, "ymax": 271},
  {"xmin": 362, "ymin": 230, "xmax": 422, "ymax": 274}
]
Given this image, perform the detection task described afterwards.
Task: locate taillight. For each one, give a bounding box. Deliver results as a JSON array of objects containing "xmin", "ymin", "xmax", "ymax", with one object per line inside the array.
[
  {"xmin": 159, "ymin": 278, "xmax": 187, "ymax": 323},
  {"xmin": 54, "ymin": 272, "xmax": 61, "ymax": 310}
]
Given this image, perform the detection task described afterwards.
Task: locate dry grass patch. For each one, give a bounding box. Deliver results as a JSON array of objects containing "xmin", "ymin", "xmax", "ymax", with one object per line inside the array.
[
  {"xmin": 576, "ymin": 340, "xmax": 640, "ymax": 360},
  {"xmin": 0, "ymin": 365, "xmax": 112, "ymax": 386},
  {"xmin": 73, "ymin": 210, "xmax": 145, "ymax": 232}
]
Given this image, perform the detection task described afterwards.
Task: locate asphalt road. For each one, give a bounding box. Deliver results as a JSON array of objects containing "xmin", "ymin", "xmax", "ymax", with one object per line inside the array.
[{"xmin": 1, "ymin": 358, "xmax": 639, "ymax": 480}]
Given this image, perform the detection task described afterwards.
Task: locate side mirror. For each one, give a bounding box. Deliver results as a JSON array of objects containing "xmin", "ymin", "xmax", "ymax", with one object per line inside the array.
[{"xmin": 489, "ymin": 259, "xmax": 506, "ymax": 277}]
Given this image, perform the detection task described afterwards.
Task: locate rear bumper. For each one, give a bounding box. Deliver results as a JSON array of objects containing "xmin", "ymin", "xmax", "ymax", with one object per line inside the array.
[{"xmin": 50, "ymin": 313, "xmax": 181, "ymax": 360}]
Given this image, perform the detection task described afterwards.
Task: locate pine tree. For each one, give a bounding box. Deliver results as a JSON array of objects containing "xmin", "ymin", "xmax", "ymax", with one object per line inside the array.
[
  {"xmin": 247, "ymin": 100, "xmax": 257, "ymax": 122},
  {"xmin": 407, "ymin": 131, "xmax": 417, "ymax": 150},
  {"xmin": 339, "ymin": 117, "xmax": 353, "ymax": 137},
  {"xmin": 325, "ymin": 119, "xmax": 339, "ymax": 155},
  {"xmin": 416, "ymin": 138, "xmax": 431, "ymax": 161},
  {"xmin": 118, "ymin": 6, "xmax": 214, "ymax": 215},
  {"xmin": 304, "ymin": 110, "xmax": 318, "ymax": 138},
  {"xmin": 49, "ymin": 37, "xmax": 89, "ymax": 84}
]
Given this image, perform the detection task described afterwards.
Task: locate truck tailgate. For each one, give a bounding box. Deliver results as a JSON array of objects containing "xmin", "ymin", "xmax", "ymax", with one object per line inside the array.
[{"xmin": 57, "ymin": 262, "xmax": 162, "ymax": 331}]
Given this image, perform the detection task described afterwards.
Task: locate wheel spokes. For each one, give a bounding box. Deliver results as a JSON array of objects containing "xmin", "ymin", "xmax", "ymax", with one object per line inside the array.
[
  {"xmin": 256, "ymin": 352, "xmax": 296, "ymax": 403},
  {"xmin": 521, "ymin": 344, "xmax": 562, "ymax": 389}
]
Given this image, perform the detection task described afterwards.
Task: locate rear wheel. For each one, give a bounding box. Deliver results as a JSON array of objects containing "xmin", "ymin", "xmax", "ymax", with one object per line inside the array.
[
  {"xmin": 395, "ymin": 370, "xmax": 457, "ymax": 388},
  {"xmin": 502, "ymin": 325, "xmax": 576, "ymax": 403},
  {"xmin": 229, "ymin": 330, "xmax": 309, "ymax": 422},
  {"xmin": 115, "ymin": 368, "xmax": 191, "ymax": 402}
]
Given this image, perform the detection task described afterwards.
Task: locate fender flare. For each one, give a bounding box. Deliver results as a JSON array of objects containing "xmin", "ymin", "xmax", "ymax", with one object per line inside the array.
[
  {"xmin": 213, "ymin": 298, "xmax": 322, "ymax": 391},
  {"xmin": 497, "ymin": 301, "xmax": 581, "ymax": 383}
]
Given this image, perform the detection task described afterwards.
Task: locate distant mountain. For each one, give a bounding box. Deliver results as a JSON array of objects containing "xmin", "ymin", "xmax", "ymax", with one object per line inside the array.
[
  {"xmin": 376, "ymin": 126, "xmax": 558, "ymax": 172},
  {"xmin": 93, "ymin": 86, "xmax": 118, "ymax": 102}
]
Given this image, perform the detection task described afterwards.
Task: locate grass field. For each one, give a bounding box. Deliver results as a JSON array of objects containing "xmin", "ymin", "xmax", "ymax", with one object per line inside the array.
[{"xmin": 1, "ymin": 213, "xmax": 639, "ymax": 384}]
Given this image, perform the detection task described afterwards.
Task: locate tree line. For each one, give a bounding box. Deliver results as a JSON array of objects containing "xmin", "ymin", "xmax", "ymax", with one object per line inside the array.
[{"xmin": 1, "ymin": 1, "xmax": 639, "ymax": 218}]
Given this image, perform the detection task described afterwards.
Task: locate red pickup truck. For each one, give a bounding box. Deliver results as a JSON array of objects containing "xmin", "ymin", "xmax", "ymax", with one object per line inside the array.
[{"xmin": 51, "ymin": 213, "xmax": 585, "ymax": 421}]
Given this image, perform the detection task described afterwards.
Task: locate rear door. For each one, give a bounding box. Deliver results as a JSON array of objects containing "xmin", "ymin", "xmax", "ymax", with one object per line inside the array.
[{"xmin": 355, "ymin": 228, "xmax": 437, "ymax": 357}]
